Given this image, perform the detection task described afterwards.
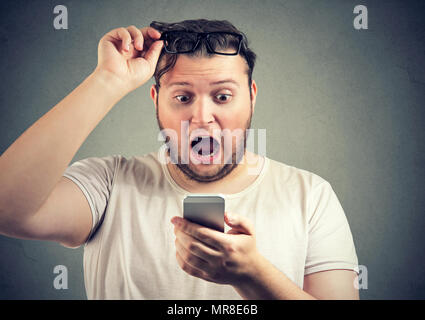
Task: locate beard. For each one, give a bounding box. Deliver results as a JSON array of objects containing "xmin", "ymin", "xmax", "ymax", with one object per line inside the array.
[{"xmin": 156, "ymin": 98, "xmax": 253, "ymax": 184}]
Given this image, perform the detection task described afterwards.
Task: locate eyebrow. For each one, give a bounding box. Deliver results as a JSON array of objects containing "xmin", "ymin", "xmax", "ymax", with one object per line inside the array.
[{"xmin": 166, "ymin": 79, "xmax": 240, "ymax": 88}]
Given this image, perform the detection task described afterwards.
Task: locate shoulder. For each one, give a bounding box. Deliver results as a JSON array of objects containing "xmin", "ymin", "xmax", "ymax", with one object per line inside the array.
[
  {"xmin": 264, "ymin": 158, "xmax": 341, "ymax": 221},
  {"xmin": 116, "ymin": 151, "xmax": 165, "ymax": 185},
  {"xmin": 118, "ymin": 152, "xmax": 161, "ymax": 169},
  {"xmin": 266, "ymin": 157, "xmax": 329, "ymax": 190}
]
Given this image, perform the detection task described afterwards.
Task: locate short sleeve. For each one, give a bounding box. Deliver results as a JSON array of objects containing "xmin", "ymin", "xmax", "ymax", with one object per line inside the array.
[
  {"xmin": 304, "ymin": 181, "xmax": 359, "ymax": 275},
  {"xmin": 62, "ymin": 155, "xmax": 119, "ymax": 246}
]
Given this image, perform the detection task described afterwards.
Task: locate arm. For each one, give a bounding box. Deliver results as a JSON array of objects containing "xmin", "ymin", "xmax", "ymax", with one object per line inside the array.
[
  {"xmin": 0, "ymin": 69, "xmax": 124, "ymax": 224},
  {"xmin": 172, "ymin": 212, "xmax": 358, "ymax": 300},
  {"xmin": 234, "ymin": 259, "xmax": 359, "ymax": 300},
  {"xmin": 233, "ymin": 254, "xmax": 316, "ymax": 300},
  {"xmin": 0, "ymin": 26, "xmax": 164, "ymax": 247},
  {"xmin": 303, "ymin": 269, "xmax": 359, "ymax": 300}
]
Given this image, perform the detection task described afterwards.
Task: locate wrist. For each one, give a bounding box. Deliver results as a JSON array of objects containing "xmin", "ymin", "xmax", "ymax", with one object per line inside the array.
[
  {"xmin": 90, "ymin": 68, "xmax": 130, "ymax": 98},
  {"xmin": 232, "ymin": 252, "xmax": 269, "ymax": 299}
]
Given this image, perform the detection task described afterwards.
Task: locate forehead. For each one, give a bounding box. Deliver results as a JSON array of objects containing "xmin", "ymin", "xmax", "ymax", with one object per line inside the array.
[{"xmin": 161, "ymin": 54, "xmax": 248, "ymax": 88}]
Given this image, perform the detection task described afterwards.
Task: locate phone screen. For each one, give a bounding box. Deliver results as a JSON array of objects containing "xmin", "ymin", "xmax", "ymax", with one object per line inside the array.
[{"xmin": 183, "ymin": 195, "xmax": 225, "ymax": 232}]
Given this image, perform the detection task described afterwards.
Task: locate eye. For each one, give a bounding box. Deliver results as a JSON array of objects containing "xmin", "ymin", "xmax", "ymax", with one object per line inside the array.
[
  {"xmin": 215, "ymin": 94, "xmax": 232, "ymax": 103},
  {"xmin": 175, "ymin": 95, "xmax": 191, "ymax": 104}
]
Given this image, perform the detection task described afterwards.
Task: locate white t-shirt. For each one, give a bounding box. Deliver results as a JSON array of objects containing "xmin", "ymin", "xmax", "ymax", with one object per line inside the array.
[{"xmin": 62, "ymin": 151, "xmax": 358, "ymax": 299}]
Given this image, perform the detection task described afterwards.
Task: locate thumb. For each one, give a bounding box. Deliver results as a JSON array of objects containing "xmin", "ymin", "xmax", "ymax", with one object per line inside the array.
[
  {"xmin": 225, "ymin": 212, "xmax": 255, "ymax": 236},
  {"xmin": 144, "ymin": 40, "xmax": 164, "ymax": 66}
]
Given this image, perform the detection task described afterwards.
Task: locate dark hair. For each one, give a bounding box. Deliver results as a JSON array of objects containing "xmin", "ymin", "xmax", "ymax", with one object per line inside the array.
[{"xmin": 150, "ymin": 19, "xmax": 257, "ymax": 94}]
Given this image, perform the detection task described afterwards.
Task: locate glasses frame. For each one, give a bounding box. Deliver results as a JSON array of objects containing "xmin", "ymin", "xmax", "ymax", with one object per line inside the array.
[{"xmin": 158, "ymin": 31, "xmax": 243, "ymax": 56}]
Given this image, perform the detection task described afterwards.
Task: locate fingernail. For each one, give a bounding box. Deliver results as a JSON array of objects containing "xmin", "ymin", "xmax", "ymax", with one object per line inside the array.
[
  {"xmin": 226, "ymin": 213, "xmax": 235, "ymax": 223},
  {"xmin": 171, "ymin": 217, "xmax": 180, "ymax": 225}
]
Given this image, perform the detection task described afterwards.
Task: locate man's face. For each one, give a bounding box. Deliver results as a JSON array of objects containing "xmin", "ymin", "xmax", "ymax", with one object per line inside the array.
[{"xmin": 150, "ymin": 53, "xmax": 257, "ymax": 183}]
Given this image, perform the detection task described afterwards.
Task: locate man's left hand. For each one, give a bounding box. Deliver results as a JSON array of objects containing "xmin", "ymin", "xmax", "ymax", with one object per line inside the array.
[{"xmin": 171, "ymin": 212, "xmax": 260, "ymax": 286}]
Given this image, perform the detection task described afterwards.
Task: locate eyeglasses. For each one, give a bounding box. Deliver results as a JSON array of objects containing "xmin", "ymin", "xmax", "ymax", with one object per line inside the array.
[{"xmin": 158, "ymin": 31, "xmax": 243, "ymax": 56}]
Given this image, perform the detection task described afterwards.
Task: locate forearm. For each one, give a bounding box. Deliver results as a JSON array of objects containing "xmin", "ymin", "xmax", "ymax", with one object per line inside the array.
[
  {"xmin": 0, "ymin": 68, "xmax": 125, "ymax": 224},
  {"xmin": 233, "ymin": 255, "xmax": 317, "ymax": 300}
]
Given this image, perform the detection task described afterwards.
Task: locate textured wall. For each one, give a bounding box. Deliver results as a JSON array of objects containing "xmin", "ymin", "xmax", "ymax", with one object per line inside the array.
[{"xmin": 0, "ymin": 0, "xmax": 424, "ymax": 299}]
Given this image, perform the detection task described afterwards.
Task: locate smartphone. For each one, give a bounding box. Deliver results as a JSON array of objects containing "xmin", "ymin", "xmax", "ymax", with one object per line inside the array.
[{"xmin": 183, "ymin": 194, "xmax": 225, "ymax": 232}]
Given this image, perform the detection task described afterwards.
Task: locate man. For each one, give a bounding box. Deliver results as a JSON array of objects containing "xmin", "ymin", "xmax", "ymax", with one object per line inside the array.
[{"xmin": 0, "ymin": 19, "xmax": 359, "ymax": 299}]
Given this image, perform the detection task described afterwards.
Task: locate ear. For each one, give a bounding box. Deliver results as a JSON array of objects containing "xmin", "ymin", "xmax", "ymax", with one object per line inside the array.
[
  {"xmin": 250, "ymin": 79, "xmax": 257, "ymax": 114},
  {"xmin": 150, "ymin": 84, "xmax": 158, "ymax": 112}
]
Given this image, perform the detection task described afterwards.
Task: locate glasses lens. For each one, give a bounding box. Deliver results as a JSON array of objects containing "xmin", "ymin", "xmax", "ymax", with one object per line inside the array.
[
  {"xmin": 207, "ymin": 33, "xmax": 241, "ymax": 54},
  {"xmin": 164, "ymin": 31, "xmax": 198, "ymax": 53}
]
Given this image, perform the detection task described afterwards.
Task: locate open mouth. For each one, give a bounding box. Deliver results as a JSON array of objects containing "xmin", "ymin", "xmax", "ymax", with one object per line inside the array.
[{"xmin": 190, "ymin": 135, "xmax": 221, "ymax": 162}]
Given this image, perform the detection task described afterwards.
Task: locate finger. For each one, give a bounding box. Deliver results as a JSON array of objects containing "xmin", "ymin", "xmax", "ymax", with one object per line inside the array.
[
  {"xmin": 142, "ymin": 40, "xmax": 164, "ymax": 64},
  {"xmin": 136, "ymin": 26, "xmax": 163, "ymax": 63},
  {"xmin": 142, "ymin": 26, "xmax": 162, "ymax": 41},
  {"xmin": 224, "ymin": 212, "xmax": 255, "ymax": 236},
  {"xmin": 115, "ymin": 27, "xmax": 131, "ymax": 52},
  {"xmin": 126, "ymin": 25, "xmax": 143, "ymax": 51},
  {"xmin": 171, "ymin": 217, "xmax": 229, "ymax": 251},
  {"xmin": 175, "ymin": 237, "xmax": 210, "ymax": 271},
  {"xmin": 175, "ymin": 250, "xmax": 210, "ymax": 281},
  {"xmin": 139, "ymin": 26, "xmax": 162, "ymax": 51},
  {"xmin": 174, "ymin": 228, "xmax": 221, "ymax": 261}
]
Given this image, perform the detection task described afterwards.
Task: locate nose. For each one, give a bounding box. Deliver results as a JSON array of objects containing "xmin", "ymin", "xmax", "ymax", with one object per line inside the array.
[{"xmin": 190, "ymin": 97, "xmax": 215, "ymax": 125}]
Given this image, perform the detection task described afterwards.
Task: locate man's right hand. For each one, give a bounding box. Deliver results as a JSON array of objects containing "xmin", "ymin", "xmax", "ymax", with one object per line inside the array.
[
  {"xmin": 0, "ymin": 26, "xmax": 165, "ymax": 248},
  {"xmin": 95, "ymin": 26, "xmax": 164, "ymax": 95}
]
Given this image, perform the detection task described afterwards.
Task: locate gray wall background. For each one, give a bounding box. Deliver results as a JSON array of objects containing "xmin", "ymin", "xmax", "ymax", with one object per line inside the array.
[{"xmin": 0, "ymin": 0, "xmax": 424, "ymax": 299}]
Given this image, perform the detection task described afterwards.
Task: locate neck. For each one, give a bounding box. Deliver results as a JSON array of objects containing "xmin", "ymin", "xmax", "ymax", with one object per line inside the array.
[{"xmin": 166, "ymin": 151, "xmax": 264, "ymax": 194}]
